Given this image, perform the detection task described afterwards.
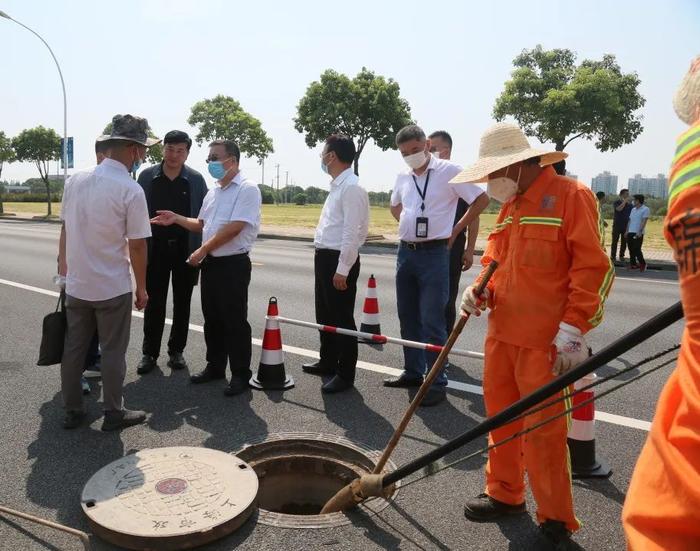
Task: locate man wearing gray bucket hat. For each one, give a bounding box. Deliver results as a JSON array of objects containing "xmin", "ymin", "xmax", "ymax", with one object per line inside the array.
[
  {"xmin": 58, "ymin": 114, "xmax": 159, "ymax": 431},
  {"xmin": 455, "ymin": 122, "xmax": 613, "ymax": 546}
]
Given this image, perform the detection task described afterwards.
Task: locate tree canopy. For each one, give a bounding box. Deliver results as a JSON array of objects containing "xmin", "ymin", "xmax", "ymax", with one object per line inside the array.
[
  {"xmin": 493, "ymin": 46, "xmax": 645, "ymax": 171},
  {"xmin": 294, "ymin": 67, "xmax": 413, "ymax": 175},
  {"xmin": 188, "ymin": 95, "xmax": 274, "ymax": 162},
  {"xmin": 0, "ymin": 131, "xmax": 15, "ymax": 214},
  {"xmin": 12, "ymin": 126, "xmax": 61, "ymax": 215}
]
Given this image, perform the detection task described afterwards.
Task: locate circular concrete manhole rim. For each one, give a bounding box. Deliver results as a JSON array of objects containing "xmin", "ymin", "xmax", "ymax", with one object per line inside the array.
[{"xmin": 232, "ymin": 432, "xmax": 400, "ymax": 529}]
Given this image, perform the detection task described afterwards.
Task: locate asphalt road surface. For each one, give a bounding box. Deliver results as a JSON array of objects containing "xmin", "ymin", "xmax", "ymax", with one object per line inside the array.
[{"xmin": 0, "ymin": 219, "xmax": 684, "ymax": 551}]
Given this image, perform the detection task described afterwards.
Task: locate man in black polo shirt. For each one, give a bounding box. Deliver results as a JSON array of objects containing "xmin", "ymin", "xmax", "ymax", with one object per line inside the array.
[
  {"xmin": 428, "ymin": 131, "xmax": 480, "ymax": 341},
  {"xmin": 136, "ymin": 131, "xmax": 208, "ymax": 374},
  {"xmin": 611, "ymin": 188, "xmax": 633, "ymax": 262}
]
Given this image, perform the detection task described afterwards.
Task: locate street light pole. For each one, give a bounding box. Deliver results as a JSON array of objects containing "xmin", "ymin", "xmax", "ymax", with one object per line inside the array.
[{"xmin": 1, "ymin": 10, "xmax": 68, "ymax": 186}]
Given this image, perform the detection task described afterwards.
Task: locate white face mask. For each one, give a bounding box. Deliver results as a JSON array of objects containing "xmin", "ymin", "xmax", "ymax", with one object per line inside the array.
[
  {"xmin": 403, "ymin": 150, "xmax": 428, "ymax": 170},
  {"xmin": 487, "ymin": 166, "xmax": 521, "ymax": 203}
]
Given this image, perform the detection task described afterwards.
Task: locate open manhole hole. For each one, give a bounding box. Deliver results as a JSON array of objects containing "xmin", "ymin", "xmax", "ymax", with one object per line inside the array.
[{"xmin": 235, "ymin": 432, "xmax": 398, "ymax": 529}]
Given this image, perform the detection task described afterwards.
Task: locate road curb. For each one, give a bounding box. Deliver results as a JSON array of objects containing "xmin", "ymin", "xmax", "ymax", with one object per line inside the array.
[{"xmin": 4, "ymin": 216, "xmax": 678, "ymax": 272}]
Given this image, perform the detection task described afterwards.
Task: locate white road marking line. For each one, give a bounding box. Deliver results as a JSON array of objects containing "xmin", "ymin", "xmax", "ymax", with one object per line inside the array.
[
  {"xmin": 1, "ymin": 277, "xmax": 653, "ymax": 432},
  {"xmin": 614, "ymin": 276, "xmax": 678, "ymax": 285}
]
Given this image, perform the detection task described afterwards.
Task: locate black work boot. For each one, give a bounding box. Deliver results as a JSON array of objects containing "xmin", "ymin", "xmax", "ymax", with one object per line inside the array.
[
  {"xmin": 463, "ymin": 493, "xmax": 526, "ymax": 522},
  {"xmin": 101, "ymin": 409, "xmax": 147, "ymax": 432},
  {"xmin": 539, "ymin": 520, "xmax": 574, "ymax": 550},
  {"xmin": 167, "ymin": 352, "xmax": 188, "ymax": 370}
]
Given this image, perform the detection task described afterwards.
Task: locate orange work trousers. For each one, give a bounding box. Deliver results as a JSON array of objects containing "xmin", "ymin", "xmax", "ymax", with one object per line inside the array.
[{"xmin": 483, "ymin": 337, "xmax": 580, "ymax": 532}]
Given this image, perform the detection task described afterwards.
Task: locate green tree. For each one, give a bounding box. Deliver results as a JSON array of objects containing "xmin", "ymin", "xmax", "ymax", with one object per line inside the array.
[
  {"xmin": 12, "ymin": 126, "xmax": 61, "ymax": 216},
  {"xmin": 0, "ymin": 131, "xmax": 16, "ymax": 214},
  {"xmin": 304, "ymin": 186, "xmax": 329, "ymax": 204},
  {"xmin": 293, "ymin": 192, "xmax": 307, "ymax": 206},
  {"xmin": 294, "ymin": 67, "xmax": 413, "ymax": 176},
  {"xmin": 102, "ymin": 122, "xmax": 162, "ymax": 167},
  {"xmin": 188, "ymin": 95, "xmax": 274, "ymax": 162},
  {"xmin": 493, "ymin": 46, "xmax": 645, "ymax": 174}
]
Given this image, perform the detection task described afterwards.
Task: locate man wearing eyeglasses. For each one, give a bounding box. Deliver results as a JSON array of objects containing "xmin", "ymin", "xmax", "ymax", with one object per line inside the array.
[
  {"xmin": 136, "ymin": 131, "xmax": 208, "ymax": 375},
  {"xmin": 151, "ymin": 140, "xmax": 262, "ymax": 396}
]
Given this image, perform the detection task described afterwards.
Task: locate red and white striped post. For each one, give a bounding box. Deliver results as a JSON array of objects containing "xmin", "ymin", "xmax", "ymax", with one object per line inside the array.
[
  {"xmin": 250, "ymin": 297, "xmax": 294, "ymax": 391},
  {"xmin": 359, "ymin": 274, "xmax": 381, "ymax": 345},
  {"xmin": 567, "ymin": 372, "xmax": 611, "ymax": 478}
]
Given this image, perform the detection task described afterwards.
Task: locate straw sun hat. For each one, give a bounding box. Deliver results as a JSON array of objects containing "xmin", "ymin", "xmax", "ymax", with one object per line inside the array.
[
  {"xmin": 450, "ymin": 122, "xmax": 568, "ymax": 184},
  {"xmin": 673, "ymin": 55, "xmax": 700, "ymax": 125}
]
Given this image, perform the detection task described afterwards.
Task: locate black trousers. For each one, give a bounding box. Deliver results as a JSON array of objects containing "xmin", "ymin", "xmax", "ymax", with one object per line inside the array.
[
  {"xmin": 314, "ymin": 249, "xmax": 360, "ymax": 384},
  {"xmin": 200, "ymin": 253, "xmax": 252, "ymax": 381},
  {"xmin": 627, "ymin": 233, "xmax": 646, "ymax": 266},
  {"xmin": 142, "ymin": 239, "xmax": 197, "ymax": 358},
  {"xmin": 610, "ymin": 224, "xmax": 628, "ymax": 260},
  {"xmin": 445, "ymin": 231, "xmax": 467, "ymax": 335}
]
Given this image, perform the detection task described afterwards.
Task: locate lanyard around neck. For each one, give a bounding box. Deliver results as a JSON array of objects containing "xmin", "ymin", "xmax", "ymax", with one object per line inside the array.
[{"xmin": 412, "ymin": 169, "xmax": 431, "ymax": 213}]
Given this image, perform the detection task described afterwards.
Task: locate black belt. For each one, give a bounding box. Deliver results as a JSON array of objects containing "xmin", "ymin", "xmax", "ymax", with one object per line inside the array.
[
  {"xmin": 203, "ymin": 252, "xmax": 249, "ymax": 264},
  {"xmin": 400, "ymin": 239, "xmax": 449, "ymax": 251},
  {"xmin": 315, "ymin": 248, "xmax": 340, "ymax": 255}
]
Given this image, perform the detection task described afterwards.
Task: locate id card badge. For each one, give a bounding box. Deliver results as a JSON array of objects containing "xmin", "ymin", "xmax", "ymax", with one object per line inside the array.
[{"xmin": 415, "ymin": 216, "xmax": 429, "ymax": 238}]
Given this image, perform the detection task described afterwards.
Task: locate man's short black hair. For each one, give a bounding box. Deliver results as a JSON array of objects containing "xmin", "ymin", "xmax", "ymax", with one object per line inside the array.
[
  {"xmin": 95, "ymin": 140, "xmax": 110, "ymax": 155},
  {"xmin": 164, "ymin": 130, "xmax": 192, "ymax": 150},
  {"xmin": 620, "ymin": 188, "xmax": 629, "ymax": 195},
  {"xmin": 325, "ymin": 134, "xmax": 356, "ymax": 165},
  {"xmin": 396, "ymin": 125, "xmax": 425, "ymax": 146},
  {"xmin": 596, "ymin": 191, "xmax": 606, "ymax": 200},
  {"xmin": 428, "ymin": 130, "xmax": 452, "ymax": 149},
  {"xmin": 634, "ymin": 194, "xmax": 645, "ymax": 204},
  {"xmin": 209, "ymin": 139, "xmax": 240, "ymax": 162}
]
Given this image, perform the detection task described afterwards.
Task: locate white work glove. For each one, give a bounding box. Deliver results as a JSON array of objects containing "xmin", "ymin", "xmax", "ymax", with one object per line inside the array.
[
  {"xmin": 552, "ymin": 322, "xmax": 589, "ymax": 376},
  {"xmin": 460, "ymin": 285, "xmax": 490, "ymax": 316},
  {"xmin": 53, "ymin": 274, "xmax": 66, "ymax": 290}
]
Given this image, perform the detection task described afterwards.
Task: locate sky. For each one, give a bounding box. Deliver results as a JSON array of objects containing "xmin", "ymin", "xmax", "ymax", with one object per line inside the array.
[{"xmin": 0, "ymin": 0, "xmax": 698, "ymax": 193}]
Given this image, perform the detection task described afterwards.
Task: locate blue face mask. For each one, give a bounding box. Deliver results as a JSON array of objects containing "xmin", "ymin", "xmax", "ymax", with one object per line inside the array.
[
  {"xmin": 131, "ymin": 159, "xmax": 142, "ymax": 173},
  {"xmin": 208, "ymin": 161, "xmax": 226, "ymax": 179},
  {"xmin": 321, "ymin": 159, "xmax": 329, "ymax": 174}
]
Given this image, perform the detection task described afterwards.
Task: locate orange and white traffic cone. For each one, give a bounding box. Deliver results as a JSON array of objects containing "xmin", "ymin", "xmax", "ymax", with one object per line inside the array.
[
  {"xmin": 567, "ymin": 372, "xmax": 611, "ymax": 478},
  {"xmin": 250, "ymin": 297, "xmax": 294, "ymax": 391},
  {"xmin": 358, "ymin": 274, "xmax": 382, "ymax": 346}
]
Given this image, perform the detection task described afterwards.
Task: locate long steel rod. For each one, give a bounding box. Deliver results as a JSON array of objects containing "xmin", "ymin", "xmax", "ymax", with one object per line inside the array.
[{"xmin": 0, "ymin": 505, "xmax": 91, "ymax": 551}]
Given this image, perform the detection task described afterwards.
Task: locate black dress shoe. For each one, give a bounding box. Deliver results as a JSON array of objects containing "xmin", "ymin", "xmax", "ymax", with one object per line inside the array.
[
  {"xmin": 321, "ymin": 375, "xmax": 353, "ymax": 394},
  {"xmin": 383, "ymin": 374, "xmax": 423, "ymax": 388},
  {"xmin": 302, "ymin": 361, "xmax": 334, "ymax": 376},
  {"xmin": 539, "ymin": 520, "xmax": 574, "ymax": 550},
  {"xmin": 137, "ymin": 355, "xmax": 157, "ymax": 375},
  {"xmin": 463, "ymin": 493, "xmax": 526, "ymax": 522},
  {"xmin": 419, "ymin": 387, "xmax": 446, "ymax": 407},
  {"xmin": 101, "ymin": 408, "xmax": 147, "ymax": 432},
  {"xmin": 167, "ymin": 352, "xmax": 188, "ymax": 370},
  {"xmin": 190, "ymin": 367, "xmax": 225, "ymax": 384},
  {"xmin": 224, "ymin": 378, "xmax": 250, "ymax": 396},
  {"xmin": 63, "ymin": 410, "xmax": 86, "ymax": 429}
]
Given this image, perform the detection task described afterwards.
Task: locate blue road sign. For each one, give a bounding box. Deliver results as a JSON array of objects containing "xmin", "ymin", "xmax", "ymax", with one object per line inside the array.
[{"xmin": 60, "ymin": 137, "xmax": 74, "ymax": 169}]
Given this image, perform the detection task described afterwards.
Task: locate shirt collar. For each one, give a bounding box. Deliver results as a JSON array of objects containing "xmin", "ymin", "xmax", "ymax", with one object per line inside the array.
[
  {"xmin": 330, "ymin": 167, "xmax": 354, "ymax": 187},
  {"xmin": 218, "ymin": 171, "xmax": 242, "ymax": 191},
  {"xmin": 154, "ymin": 162, "xmax": 190, "ymax": 181},
  {"xmin": 100, "ymin": 158, "xmax": 129, "ymax": 173},
  {"xmin": 519, "ymin": 165, "xmax": 557, "ymax": 205}
]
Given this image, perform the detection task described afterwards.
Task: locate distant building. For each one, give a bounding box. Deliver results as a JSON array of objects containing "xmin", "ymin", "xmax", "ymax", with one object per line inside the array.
[
  {"xmin": 628, "ymin": 173, "xmax": 668, "ymax": 199},
  {"xmin": 591, "ymin": 171, "xmax": 618, "ymax": 196},
  {"xmin": 4, "ymin": 184, "xmax": 31, "ymax": 194}
]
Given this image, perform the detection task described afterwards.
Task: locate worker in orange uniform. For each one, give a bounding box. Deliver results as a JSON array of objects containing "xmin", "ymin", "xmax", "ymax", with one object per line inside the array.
[
  {"xmin": 452, "ymin": 122, "xmax": 614, "ymax": 549},
  {"xmin": 622, "ymin": 55, "xmax": 700, "ymax": 551}
]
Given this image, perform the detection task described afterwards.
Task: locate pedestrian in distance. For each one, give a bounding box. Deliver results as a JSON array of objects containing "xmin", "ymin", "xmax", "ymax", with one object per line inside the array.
[
  {"xmin": 136, "ymin": 131, "xmax": 208, "ymax": 376},
  {"xmin": 610, "ymin": 188, "xmax": 633, "ymax": 263},
  {"xmin": 58, "ymin": 114, "xmax": 156, "ymax": 431},
  {"xmin": 595, "ymin": 190, "xmax": 609, "ymax": 247},
  {"xmin": 302, "ymin": 134, "xmax": 369, "ymax": 393},
  {"xmin": 456, "ymin": 122, "xmax": 613, "ymax": 547},
  {"xmin": 428, "ymin": 130, "xmax": 481, "ymax": 358},
  {"xmin": 626, "ymin": 194, "xmax": 650, "ymax": 272},
  {"xmin": 150, "ymin": 140, "xmax": 262, "ymax": 397},
  {"xmin": 385, "ymin": 124, "xmax": 488, "ymax": 407}
]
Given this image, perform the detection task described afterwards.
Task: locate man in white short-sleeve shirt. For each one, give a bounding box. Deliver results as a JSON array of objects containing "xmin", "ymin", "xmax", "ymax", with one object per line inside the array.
[
  {"xmin": 151, "ymin": 139, "xmax": 262, "ymax": 396},
  {"xmin": 57, "ymin": 114, "xmax": 156, "ymax": 431},
  {"xmin": 385, "ymin": 124, "xmax": 489, "ymax": 406},
  {"xmin": 626, "ymin": 193, "xmax": 651, "ymax": 271}
]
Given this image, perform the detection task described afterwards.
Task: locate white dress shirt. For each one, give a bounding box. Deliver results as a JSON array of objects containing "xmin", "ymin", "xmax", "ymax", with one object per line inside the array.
[
  {"xmin": 61, "ymin": 158, "xmax": 152, "ymax": 301},
  {"xmin": 314, "ymin": 167, "xmax": 370, "ymax": 276},
  {"xmin": 627, "ymin": 204, "xmax": 650, "ymax": 235},
  {"xmin": 390, "ymin": 155, "xmax": 484, "ymax": 241},
  {"xmin": 198, "ymin": 171, "xmax": 261, "ymax": 256}
]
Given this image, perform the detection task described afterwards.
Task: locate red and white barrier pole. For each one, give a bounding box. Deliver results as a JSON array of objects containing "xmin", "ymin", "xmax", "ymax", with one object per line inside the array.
[{"xmin": 273, "ymin": 315, "xmax": 484, "ymax": 360}]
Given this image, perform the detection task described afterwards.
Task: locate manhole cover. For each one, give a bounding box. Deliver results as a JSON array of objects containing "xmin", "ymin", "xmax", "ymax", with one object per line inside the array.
[{"xmin": 81, "ymin": 447, "xmax": 258, "ymax": 550}]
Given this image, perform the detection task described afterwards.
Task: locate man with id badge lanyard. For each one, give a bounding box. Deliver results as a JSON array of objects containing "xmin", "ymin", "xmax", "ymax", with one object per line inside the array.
[
  {"xmin": 150, "ymin": 139, "xmax": 262, "ymax": 397},
  {"xmin": 387, "ymin": 125, "xmax": 488, "ymax": 406}
]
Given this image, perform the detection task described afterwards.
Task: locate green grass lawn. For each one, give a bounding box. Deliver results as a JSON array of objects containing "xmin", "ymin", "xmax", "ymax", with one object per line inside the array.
[{"xmin": 2, "ymin": 201, "xmax": 668, "ymax": 250}]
